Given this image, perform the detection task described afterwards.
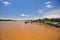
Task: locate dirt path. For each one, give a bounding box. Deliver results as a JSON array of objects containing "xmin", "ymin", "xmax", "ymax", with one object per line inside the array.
[{"xmin": 0, "ymin": 21, "xmax": 60, "ymax": 40}]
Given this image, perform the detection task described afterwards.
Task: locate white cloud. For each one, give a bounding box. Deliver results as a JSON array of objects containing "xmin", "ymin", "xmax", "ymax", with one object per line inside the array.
[
  {"xmin": 45, "ymin": 1, "xmax": 53, "ymax": 8},
  {"xmin": 42, "ymin": 9, "xmax": 60, "ymax": 18},
  {"xmin": 38, "ymin": 10, "xmax": 44, "ymax": 13},
  {"xmin": 44, "ymin": 15, "xmax": 60, "ymax": 18},
  {"xmin": 45, "ymin": 1, "xmax": 51, "ymax": 4},
  {"xmin": 3, "ymin": 1, "xmax": 11, "ymax": 6},
  {"xmin": 31, "ymin": 17, "xmax": 41, "ymax": 20},
  {"xmin": 46, "ymin": 4, "xmax": 53, "ymax": 8},
  {"xmin": 20, "ymin": 14, "xmax": 29, "ymax": 17}
]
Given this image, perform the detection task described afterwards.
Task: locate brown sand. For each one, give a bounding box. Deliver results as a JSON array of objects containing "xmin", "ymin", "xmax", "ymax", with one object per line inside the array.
[{"xmin": 0, "ymin": 21, "xmax": 60, "ymax": 40}]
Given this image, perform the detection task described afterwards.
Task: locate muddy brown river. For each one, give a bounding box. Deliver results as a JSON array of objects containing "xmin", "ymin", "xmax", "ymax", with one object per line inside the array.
[{"xmin": 0, "ymin": 21, "xmax": 60, "ymax": 40}]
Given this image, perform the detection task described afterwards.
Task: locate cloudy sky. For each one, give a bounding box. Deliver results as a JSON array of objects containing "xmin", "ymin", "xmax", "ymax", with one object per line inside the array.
[{"xmin": 0, "ymin": 0, "xmax": 60, "ymax": 20}]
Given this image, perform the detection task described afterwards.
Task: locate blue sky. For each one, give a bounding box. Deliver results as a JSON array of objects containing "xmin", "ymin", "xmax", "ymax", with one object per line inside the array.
[{"xmin": 0, "ymin": 0, "xmax": 60, "ymax": 20}]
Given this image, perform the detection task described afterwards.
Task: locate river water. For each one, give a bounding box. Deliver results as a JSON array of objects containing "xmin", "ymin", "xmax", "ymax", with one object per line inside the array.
[{"xmin": 0, "ymin": 21, "xmax": 60, "ymax": 40}]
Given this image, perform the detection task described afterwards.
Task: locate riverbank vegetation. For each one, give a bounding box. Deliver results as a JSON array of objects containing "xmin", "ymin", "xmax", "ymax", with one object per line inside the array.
[
  {"xmin": 42, "ymin": 18, "xmax": 60, "ymax": 27},
  {"xmin": 0, "ymin": 19, "xmax": 17, "ymax": 21},
  {"xmin": 29, "ymin": 18, "xmax": 60, "ymax": 28}
]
